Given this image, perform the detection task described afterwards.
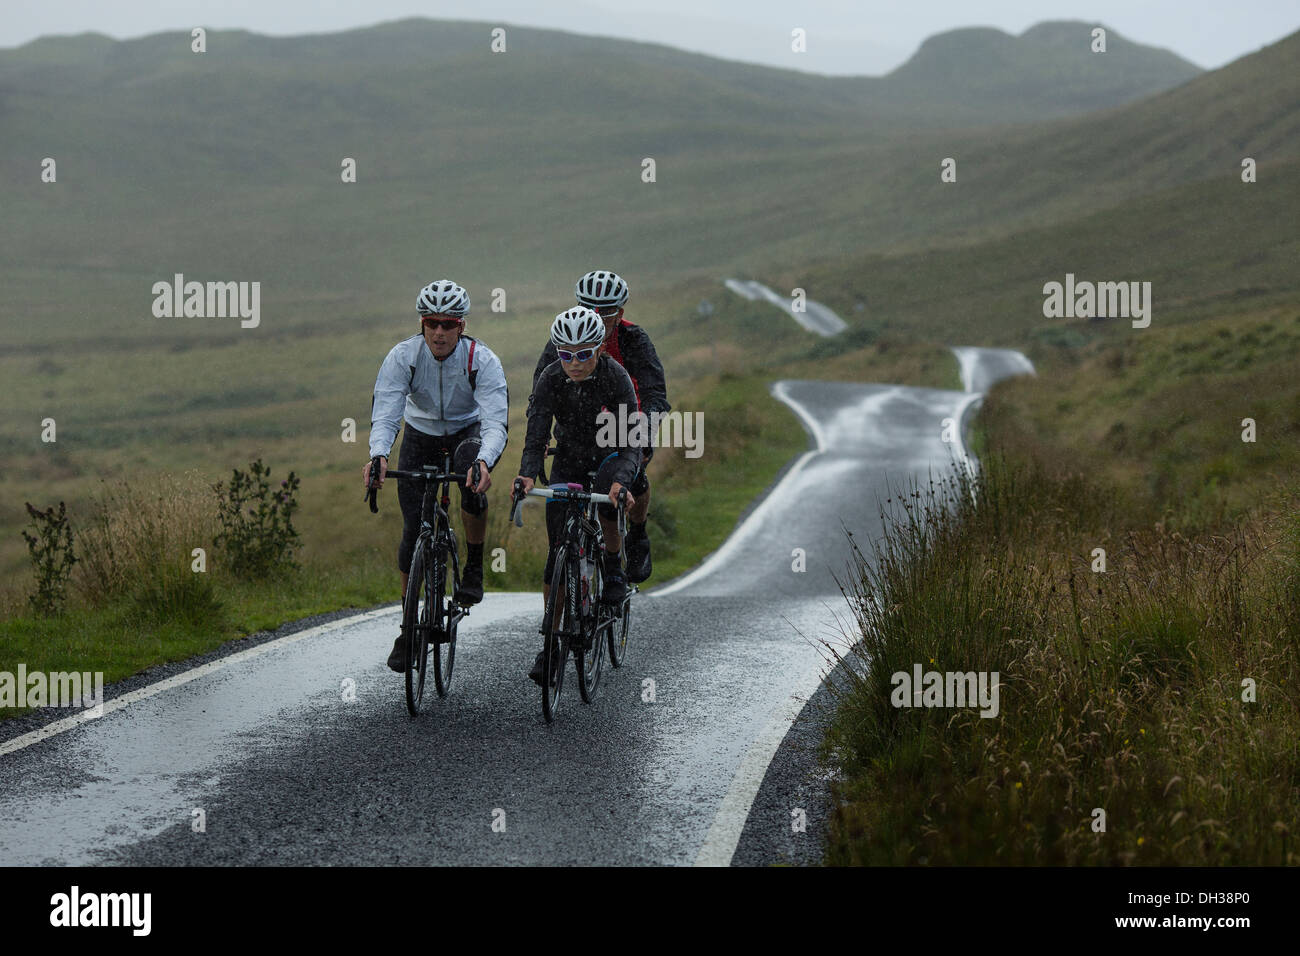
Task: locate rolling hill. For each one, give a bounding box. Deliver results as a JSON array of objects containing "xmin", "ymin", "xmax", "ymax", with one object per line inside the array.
[{"xmin": 0, "ymin": 18, "xmax": 1214, "ymax": 341}]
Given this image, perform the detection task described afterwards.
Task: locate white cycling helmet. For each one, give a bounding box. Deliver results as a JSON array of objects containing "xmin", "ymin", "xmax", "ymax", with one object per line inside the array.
[
  {"xmin": 417, "ymin": 279, "xmax": 470, "ymax": 318},
  {"xmin": 550, "ymin": 307, "xmax": 605, "ymax": 349},
  {"xmin": 575, "ymin": 270, "xmax": 629, "ymax": 310}
]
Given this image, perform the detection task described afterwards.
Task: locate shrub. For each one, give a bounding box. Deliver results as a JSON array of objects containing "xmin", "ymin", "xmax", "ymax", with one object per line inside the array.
[
  {"xmin": 212, "ymin": 459, "xmax": 301, "ymax": 578},
  {"xmin": 20, "ymin": 501, "xmax": 78, "ymax": 616}
]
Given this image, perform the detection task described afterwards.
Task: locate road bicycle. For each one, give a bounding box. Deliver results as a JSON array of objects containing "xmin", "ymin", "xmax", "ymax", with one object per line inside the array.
[
  {"xmin": 366, "ymin": 455, "xmax": 479, "ymax": 714},
  {"xmin": 511, "ymin": 475, "xmax": 635, "ymax": 723}
]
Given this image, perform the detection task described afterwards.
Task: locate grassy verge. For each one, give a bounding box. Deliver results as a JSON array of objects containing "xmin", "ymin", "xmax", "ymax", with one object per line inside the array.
[
  {"xmin": 822, "ymin": 300, "xmax": 1300, "ymax": 865},
  {"xmin": 823, "ymin": 453, "xmax": 1300, "ymax": 864}
]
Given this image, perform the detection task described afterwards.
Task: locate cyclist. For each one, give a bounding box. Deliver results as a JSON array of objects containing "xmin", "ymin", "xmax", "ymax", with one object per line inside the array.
[
  {"xmin": 530, "ymin": 270, "xmax": 667, "ymax": 586},
  {"xmin": 516, "ymin": 307, "xmax": 640, "ymax": 685},
  {"xmin": 363, "ymin": 279, "xmax": 509, "ymax": 672}
]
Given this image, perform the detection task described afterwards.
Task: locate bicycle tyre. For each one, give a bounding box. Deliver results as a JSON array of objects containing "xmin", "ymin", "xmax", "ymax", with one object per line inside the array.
[
  {"xmin": 609, "ymin": 585, "xmax": 632, "ymax": 668},
  {"xmin": 404, "ymin": 546, "xmax": 431, "ymax": 715},
  {"xmin": 431, "ymin": 543, "xmax": 455, "ymax": 697},
  {"xmin": 541, "ymin": 549, "xmax": 571, "ymax": 723},
  {"xmin": 577, "ymin": 550, "xmax": 604, "ymax": 703}
]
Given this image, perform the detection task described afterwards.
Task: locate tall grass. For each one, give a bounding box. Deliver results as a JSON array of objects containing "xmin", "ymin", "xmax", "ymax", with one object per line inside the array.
[
  {"xmin": 75, "ymin": 470, "xmax": 224, "ymax": 624},
  {"xmin": 823, "ymin": 454, "xmax": 1300, "ymax": 864}
]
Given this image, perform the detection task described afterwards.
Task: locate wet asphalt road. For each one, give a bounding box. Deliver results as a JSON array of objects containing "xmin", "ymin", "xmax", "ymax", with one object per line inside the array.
[{"xmin": 0, "ymin": 350, "xmax": 1031, "ymax": 866}]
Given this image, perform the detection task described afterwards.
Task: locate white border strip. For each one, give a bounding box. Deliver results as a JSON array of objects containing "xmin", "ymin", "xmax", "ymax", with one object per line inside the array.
[
  {"xmin": 686, "ymin": 380, "xmax": 830, "ymax": 866},
  {"xmin": 652, "ymin": 381, "xmax": 824, "ymax": 598},
  {"xmin": 694, "ymin": 702, "xmax": 808, "ymax": 866},
  {"xmin": 0, "ymin": 605, "xmax": 399, "ymax": 759}
]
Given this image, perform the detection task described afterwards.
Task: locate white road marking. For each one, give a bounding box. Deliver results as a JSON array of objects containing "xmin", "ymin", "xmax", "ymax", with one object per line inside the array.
[
  {"xmin": 0, "ymin": 606, "xmax": 400, "ymax": 759},
  {"xmin": 694, "ymin": 694, "xmax": 814, "ymax": 866},
  {"xmin": 650, "ymin": 382, "xmax": 824, "ymax": 599}
]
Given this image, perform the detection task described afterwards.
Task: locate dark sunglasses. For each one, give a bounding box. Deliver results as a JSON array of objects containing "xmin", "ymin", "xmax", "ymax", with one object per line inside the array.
[
  {"xmin": 557, "ymin": 347, "xmax": 597, "ymax": 363},
  {"xmin": 421, "ymin": 317, "xmax": 462, "ymax": 331},
  {"xmin": 596, "ymin": 307, "xmax": 622, "ymax": 318}
]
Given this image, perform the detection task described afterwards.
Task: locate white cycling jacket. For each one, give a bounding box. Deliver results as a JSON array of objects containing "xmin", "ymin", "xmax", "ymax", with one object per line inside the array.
[{"xmin": 368, "ymin": 333, "xmax": 509, "ymax": 467}]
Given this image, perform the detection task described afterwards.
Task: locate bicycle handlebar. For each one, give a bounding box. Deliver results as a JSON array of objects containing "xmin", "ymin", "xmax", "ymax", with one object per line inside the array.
[
  {"xmin": 509, "ymin": 483, "xmax": 626, "ymax": 529},
  {"xmin": 365, "ymin": 458, "xmax": 481, "ymax": 514},
  {"xmin": 384, "ymin": 469, "xmax": 471, "ymax": 481}
]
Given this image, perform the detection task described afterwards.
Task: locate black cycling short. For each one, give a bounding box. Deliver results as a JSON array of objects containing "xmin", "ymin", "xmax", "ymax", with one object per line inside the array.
[
  {"xmin": 395, "ymin": 421, "xmax": 489, "ymax": 575},
  {"xmin": 541, "ymin": 452, "xmax": 626, "ymax": 584}
]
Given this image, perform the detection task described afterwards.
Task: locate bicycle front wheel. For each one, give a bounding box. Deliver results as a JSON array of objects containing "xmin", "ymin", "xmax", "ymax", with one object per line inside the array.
[
  {"xmin": 541, "ymin": 550, "xmax": 572, "ymax": 723},
  {"xmin": 577, "ymin": 554, "xmax": 604, "ymax": 703},
  {"xmin": 431, "ymin": 544, "xmax": 455, "ymax": 697},
  {"xmin": 404, "ymin": 546, "xmax": 431, "ymax": 715},
  {"xmin": 609, "ymin": 589, "xmax": 631, "ymax": 668}
]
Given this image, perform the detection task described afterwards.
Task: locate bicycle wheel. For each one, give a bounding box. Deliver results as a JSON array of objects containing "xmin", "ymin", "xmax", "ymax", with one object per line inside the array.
[
  {"xmin": 404, "ymin": 546, "xmax": 431, "ymax": 715},
  {"xmin": 540, "ymin": 549, "xmax": 572, "ymax": 723},
  {"xmin": 577, "ymin": 551, "xmax": 604, "ymax": 703},
  {"xmin": 609, "ymin": 584, "xmax": 632, "ymax": 668},
  {"xmin": 431, "ymin": 543, "xmax": 455, "ymax": 697}
]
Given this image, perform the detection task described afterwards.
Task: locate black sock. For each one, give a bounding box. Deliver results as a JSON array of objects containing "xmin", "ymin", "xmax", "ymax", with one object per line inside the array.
[
  {"xmin": 466, "ymin": 542, "xmax": 484, "ymax": 567},
  {"xmin": 629, "ymin": 520, "xmax": 647, "ymax": 539}
]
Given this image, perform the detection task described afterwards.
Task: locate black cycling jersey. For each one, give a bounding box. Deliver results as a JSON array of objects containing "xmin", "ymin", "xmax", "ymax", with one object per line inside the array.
[
  {"xmin": 531, "ymin": 320, "xmax": 670, "ymax": 417},
  {"xmin": 520, "ymin": 354, "xmax": 641, "ymax": 488}
]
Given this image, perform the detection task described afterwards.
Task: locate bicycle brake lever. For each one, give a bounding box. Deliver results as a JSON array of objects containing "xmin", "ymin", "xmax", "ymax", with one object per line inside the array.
[{"xmin": 365, "ymin": 456, "xmax": 382, "ymax": 513}]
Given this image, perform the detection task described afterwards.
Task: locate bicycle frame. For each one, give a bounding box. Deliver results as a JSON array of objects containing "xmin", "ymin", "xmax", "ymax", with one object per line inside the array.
[
  {"xmin": 366, "ymin": 453, "xmax": 478, "ymax": 711},
  {"xmin": 511, "ymin": 483, "xmax": 631, "ymax": 622},
  {"xmin": 392, "ymin": 454, "xmax": 470, "ymax": 637}
]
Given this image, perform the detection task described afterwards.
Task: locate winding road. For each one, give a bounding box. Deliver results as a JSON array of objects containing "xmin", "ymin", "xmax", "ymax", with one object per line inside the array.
[{"xmin": 0, "ymin": 348, "xmax": 1033, "ymax": 866}]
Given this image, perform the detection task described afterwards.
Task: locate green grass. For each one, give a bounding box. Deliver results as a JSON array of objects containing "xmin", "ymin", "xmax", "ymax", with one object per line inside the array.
[
  {"xmin": 976, "ymin": 302, "xmax": 1300, "ymax": 525},
  {"xmin": 822, "ymin": 453, "xmax": 1300, "ymax": 865},
  {"xmin": 772, "ymin": 159, "xmax": 1300, "ymax": 350}
]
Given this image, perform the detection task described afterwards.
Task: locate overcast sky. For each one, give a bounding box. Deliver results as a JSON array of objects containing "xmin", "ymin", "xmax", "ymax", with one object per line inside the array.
[{"xmin": 3, "ymin": 1, "xmax": 1298, "ymax": 75}]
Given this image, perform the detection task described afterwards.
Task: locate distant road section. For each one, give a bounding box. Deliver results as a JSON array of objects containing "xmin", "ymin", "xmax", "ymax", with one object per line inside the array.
[
  {"xmin": 951, "ymin": 346, "xmax": 1036, "ymax": 393},
  {"xmin": 724, "ymin": 279, "xmax": 848, "ymax": 338}
]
